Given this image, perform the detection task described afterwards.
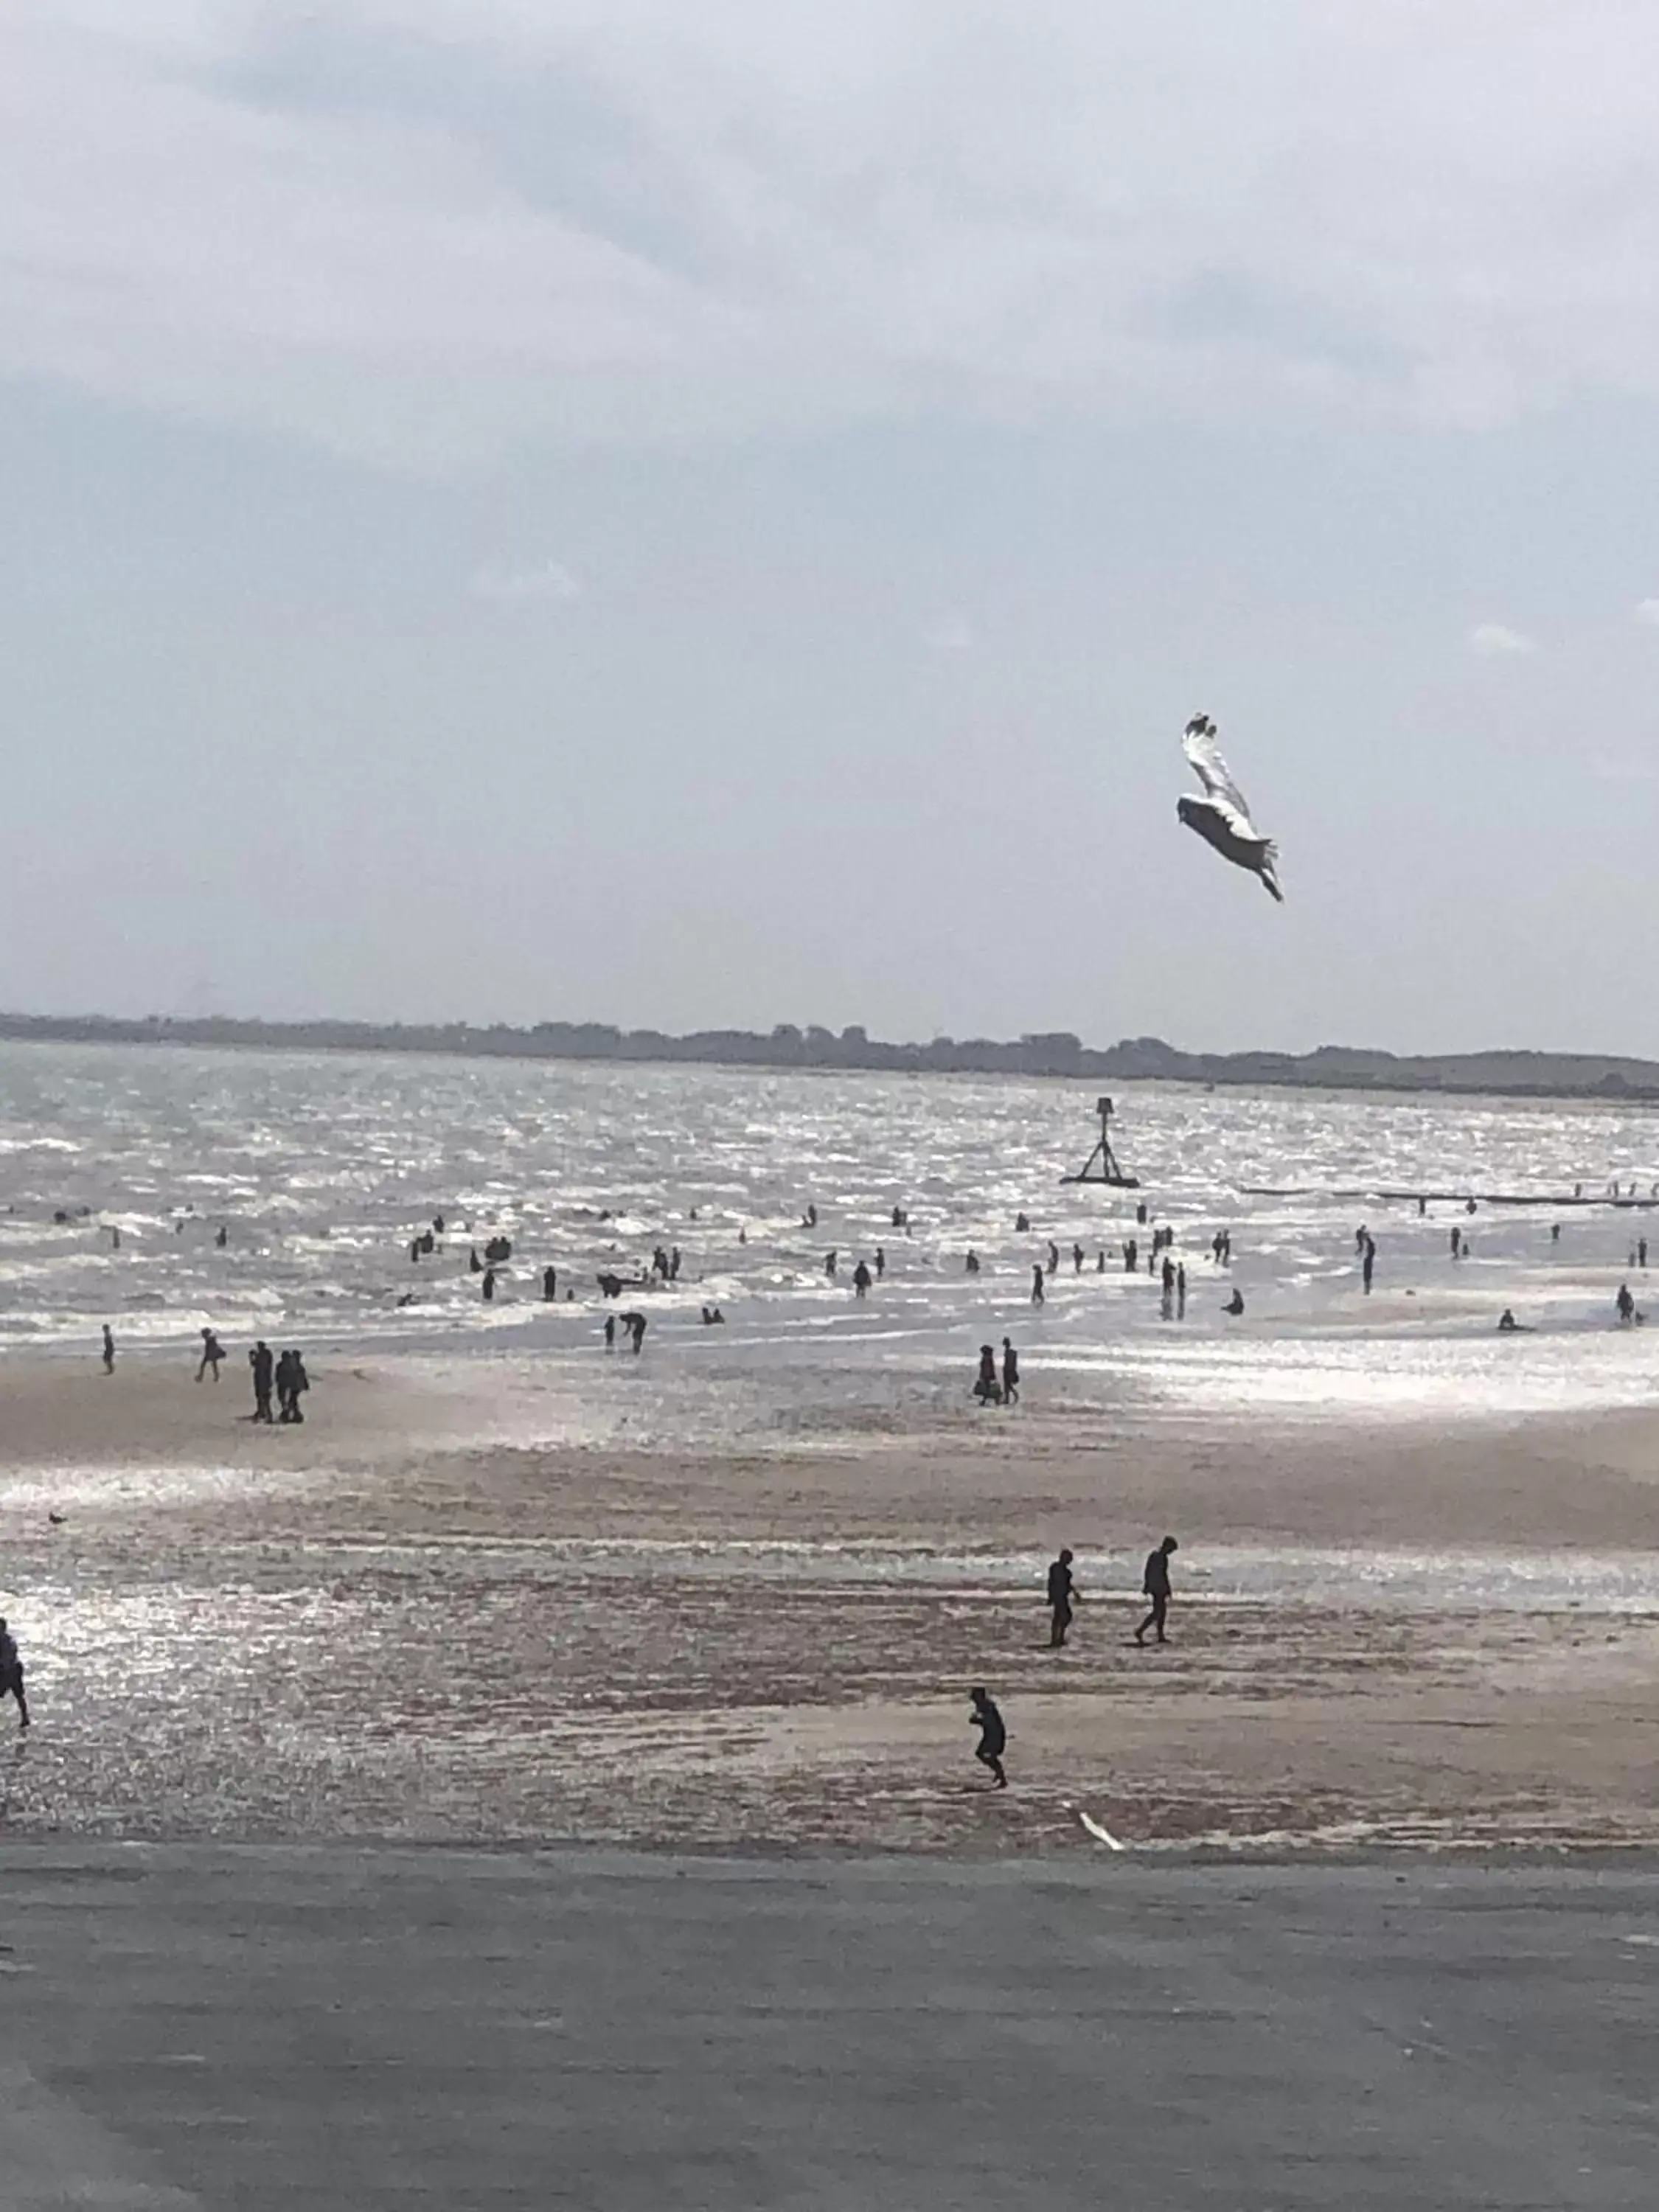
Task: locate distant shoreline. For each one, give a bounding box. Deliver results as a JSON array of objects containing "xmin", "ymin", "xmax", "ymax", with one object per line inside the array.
[{"xmin": 3, "ymin": 1011, "xmax": 1658, "ymax": 1104}]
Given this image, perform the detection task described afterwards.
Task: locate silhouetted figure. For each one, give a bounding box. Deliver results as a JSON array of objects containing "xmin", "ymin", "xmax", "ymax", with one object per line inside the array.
[
  {"xmin": 1465, "ymin": 1197, "xmax": 1477, "ymax": 1215},
  {"xmin": 1362, "ymin": 1234, "xmax": 1375, "ymax": 1294},
  {"xmin": 1031, "ymin": 1265, "xmax": 1046, "ymax": 1306},
  {"xmin": 1418, "ymin": 1197, "xmax": 1427, "ymax": 1217},
  {"xmin": 975, "ymin": 1346, "xmax": 1002, "ymax": 1405},
  {"xmin": 628, "ymin": 1313, "xmax": 647, "ymax": 1354},
  {"xmin": 1136, "ymin": 1203, "xmax": 1148, "ymax": 1225},
  {"xmin": 433, "ymin": 1216, "xmax": 445, "ymax": 1235},
  {"xmin": 1015, "ymin": 1211, "xmax": 1031, "ymax": 1233},
  {"xmin": 1001, "ymin": 1338, "xmax": 1019, "ymax": 1405},
  {"xmin": 1642, "ymin": 1239, "xmax": 1649, "ymax": 1269},
  {"xmin": 482, "ymin": 1267, "xmax": 496, "ymax": 1302},
  {"xmin": 1096, "ymin": 1250, "xmax": 1106, "ymax": 1273},
  {"xmin": 1124, "ymin": 1239, "xmax": 1138, "ymax": 1273},
  {"xmin": 1047, "ymin": 1549, "xmax": 1076, "ymax": 1648},
  {"xmin": 1135, "ymin": 1536, "xmax": 1178, "ymax": 1646},
  {"xmin": 216, "ymin": 1225, "xmax": 228, "ymax": 1248},
  {"xmin": 965, "ymin": 1250, "xmax": 981, "ymax": 1275},
  {"xmin": 1161, "ymin": 1255, "xmax": 1175, "ymax": 1319},
  {"xmin": 543, "ymin": 1267, "xmax": 558, "ymax": 1301},
  {"xmin": 1223, "ymin": 1289, "xmax": 1245, "ymax": 1315},
  {"xmin": 604, "ymin": 1315, "xmax": 616, "ymax": 1350},
  {"xmin": 276, "ymin": 1349, "xmax": 307, "ymax": 1423},
  {"xmin": 701, "ymin": 1306, "xmax": 725, "ymax": 1324},
  {"xmin": 874, "ymin": 1247, "xmax": 886, "ymax": 1279},
  {"xmin": 824, "ymin": 1251, "xmax": 838, "ymax": 1279},
  {"xmin": 1072, "ymin": 1242, "xmax": 1085, "ymax": 1275},
  {"xmin": 1450, "ymin": 1227, "xmax": 1461, "ymax": 1259},
  {"xmin": 1498, "ymin": 1309, "xmax": 1521, "ymax": 1332},
  {"xmin": 197, "ymin": 1329, "xmax": 225, "ymax": 1382},
  {"xmin": 1617, "ymin": 1282, "xmax": 1636, "ymax": 1324},
  {"xmin": 469, "ymin": 1247, "xmax": 483, "ymax": 1273},
  {"xmin": 1551, "ymin": 1223, "xmax": 1562, "ymax": 1245},
  {"xmin": 0, "ymin": 1618, "xmax": 28, "ymax": 1731},
  {"xmin": 101, "ymin": 1324, "xmax": 115, "ymax": 1374},
  {"xmin": 891, "ymin": 1206, "xmax": 904, "ymax": 1229},
  {"xmin": 852, "ymin": 1259, "xmax": 872, "ymax": 1298},
  {"xmin": 250, "ymin": 1340, "xmax": 274, "ymax": 1422},
  {"xmin": 969, "ymin": 1687, "xmax": 1006, "ymax": 1788},
  {"xmin": 804, "ymin": 1204, "xmax": 818, "ymax": 1229},
  {"xmin": 1354, "ymin": 1225, "xmax": 1368, "ymax": 1255},
  {"xmin": 1176, "ymin": 1263, "xmax": 1186, "ymax": 1318},
  {"xmin": 1047, "ymin": 1242, "xmax": 1060, "ymax": 1278},
  {"xmin": 409, "ymin": 1239, "xmax": 421, "ymax": 1263}
]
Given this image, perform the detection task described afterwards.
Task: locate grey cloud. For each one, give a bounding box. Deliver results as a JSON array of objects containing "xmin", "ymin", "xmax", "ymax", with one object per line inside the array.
[{"xmin": 10, "ymin": 5, "xmax": 1659, "ymax": 467}]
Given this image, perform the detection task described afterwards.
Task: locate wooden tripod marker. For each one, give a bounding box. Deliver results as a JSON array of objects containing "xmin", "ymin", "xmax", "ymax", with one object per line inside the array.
[{"xmin": 1061, "ymin": 1096, "xmax": 1140, "ymax": 1188}]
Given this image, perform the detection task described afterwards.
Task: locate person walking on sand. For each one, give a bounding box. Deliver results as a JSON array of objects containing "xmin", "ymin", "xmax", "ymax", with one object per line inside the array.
[
  {"xmin": 196, "ymin": 1328, "xmax": 225, "ymax": 1382},
  {"xmin": 969, "ymin": 1686, "xmax": 1006, "ymax": 1788},
  {"xmin": 1135, "ymin": 1536, "xmax": 1178, "ymax": 1646},
  {"xmin": 101, "ymin": 1324, "xmax": 115, "ymax": 1375},
  {"xmin": 0, "ymin": 1617, "xmax": 28, "ymax": 1731},
  {"xmin": 250, "ymin": 1340, "xmax": 274, "ymax": 1422},
  {"xmin": 1047, "ymin": 1548, "xmax": 1076, "ymax": 1648},
  {"xmin": 974, "ymin": 1346, "xmax": 1002, "ymax": 1405},
  {"xmin": 1001, "ymin": 1337, "xmax": 1019, "ymax": 1405}
]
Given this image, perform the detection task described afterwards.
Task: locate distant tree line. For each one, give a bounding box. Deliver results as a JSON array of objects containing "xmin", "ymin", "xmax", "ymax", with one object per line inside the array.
[{"xmin": 1, "ymin": 1012, "xmax": 1656, "ymax": 1101}]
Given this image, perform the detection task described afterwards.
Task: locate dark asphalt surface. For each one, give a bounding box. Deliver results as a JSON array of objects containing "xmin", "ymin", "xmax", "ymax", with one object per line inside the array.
[{"xmin": 2, "ymin": 1846, "xmax": 1658, "ymax": 2208}]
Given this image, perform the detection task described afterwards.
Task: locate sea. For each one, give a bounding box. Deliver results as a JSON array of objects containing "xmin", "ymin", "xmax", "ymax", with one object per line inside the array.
[{"xmin": 1, "ymin": 1039, "xmax": 1657, "ymax": 1450}]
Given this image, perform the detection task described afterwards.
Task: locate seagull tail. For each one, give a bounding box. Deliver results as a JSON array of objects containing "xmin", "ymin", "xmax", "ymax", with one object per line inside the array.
[{"xmin": 1260, "ymin": 846, "xmax": 1284, "ymax": 902}]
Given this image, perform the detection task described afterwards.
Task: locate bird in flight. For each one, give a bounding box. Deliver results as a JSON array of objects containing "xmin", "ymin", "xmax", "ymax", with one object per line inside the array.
[{"xmin": 1177, "ymin": 714, "xmax": 1283, "ymax": 902}]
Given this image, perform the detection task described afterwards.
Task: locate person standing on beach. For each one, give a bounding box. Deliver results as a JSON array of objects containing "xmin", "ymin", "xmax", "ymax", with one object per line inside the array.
[
  {"xmin": 604, "ymin": 1315, "xmax": 616, "ymax": 1351},
  {"xmin": 101, "ymin": 1324, "xmax": 115, "ymax": 1375},
  {"xmin": 482, "ymin": 1267, "xmax": 496, "ymax": 1302},
  {"xmin": 1135, "ymin": 1537, "xmax": 1178, "ymax": 1646},
  {"xmin": 1176, "ymin": 1264, "xmax": 1186, "ymax": 1318},
  {"xmin": 543, "ymin": 1266, "xmax": 558, "ymax": 1301},
  {"xmin": 874, "ymin": 1247, "xmax": 886, "ymax": 1279},
  {"xmin": 1001, "ymin": 1338, "xmax": 1019, "ymax": 1405},
  {"xmin": 1047, "ymin": 1240, "xmax": 1060, "ymax": 1279},
  {"xmin": 852, "ymin": 1259, "xmax": 872, "ymax": 1298},
  {"xmin": 0, "ymin": 1618, "xmax": 28, "ymax": 1731},
  {"xmin": 1047, "ymin": 1548, "xmax": 1076, "ymax": 1648},
  {"xmin": 1031, "ymin": 1264, "xmax": 1045, "ymax": 1306},
  {"xmin": 1362, "ymin": 1234, "xmax": 1376, "ymax": 1295},
  {"xmin": 969, "ymin": 1687, "xmax": 1006, "ymax": 1788},
  {"xmin": 250, "ymin": 1340, "xmax": 274, "ymax": 1422},
  {"xmin": 197, "ymin": 1329, "xmax": 226, "ymax": 1382}
]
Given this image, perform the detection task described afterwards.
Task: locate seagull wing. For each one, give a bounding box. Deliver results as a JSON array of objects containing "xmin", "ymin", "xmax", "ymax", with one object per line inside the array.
[{"xmin": 1183, "ymin": 717, "xmax": 1264, "ymax": 839}]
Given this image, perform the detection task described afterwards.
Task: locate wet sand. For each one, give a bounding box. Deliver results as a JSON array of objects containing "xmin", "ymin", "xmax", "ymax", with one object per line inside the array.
[{"xmin": 4, "ymin": 1352, "xmax": 1659, "ymax": 1851}]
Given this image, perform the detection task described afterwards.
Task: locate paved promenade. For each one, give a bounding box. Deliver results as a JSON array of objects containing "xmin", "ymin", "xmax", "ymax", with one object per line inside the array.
[{"xmin": 2, "ymin": 1847, "xmax": 1657, "ymax": 2208}]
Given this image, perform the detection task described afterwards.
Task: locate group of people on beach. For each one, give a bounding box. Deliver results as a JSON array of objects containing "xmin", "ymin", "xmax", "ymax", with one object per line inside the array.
[
  {"xmin": 95, "ymin": 1328, "xmax": 310, "ymax": 1422},
  {"xmin": 969, "ymin": 1537, "xmax": 1180, "ymax": 1787}
]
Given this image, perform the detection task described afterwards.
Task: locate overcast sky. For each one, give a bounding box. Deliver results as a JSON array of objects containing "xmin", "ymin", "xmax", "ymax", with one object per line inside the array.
[{"xmin": 4, "ymin": 2, "xmax": 1659, "ymax": 1054}]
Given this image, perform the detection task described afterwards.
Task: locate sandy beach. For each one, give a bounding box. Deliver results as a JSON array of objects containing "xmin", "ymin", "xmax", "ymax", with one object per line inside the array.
[{"xmin": 4, "ymin": 1349, "xmax": 1659, "ymax": 1854}]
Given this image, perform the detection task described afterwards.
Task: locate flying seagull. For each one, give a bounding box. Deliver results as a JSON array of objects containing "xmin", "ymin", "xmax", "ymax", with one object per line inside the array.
[{"xmin": 1178, "ymin": 714, "xmax": 1283, "ymax": 902}]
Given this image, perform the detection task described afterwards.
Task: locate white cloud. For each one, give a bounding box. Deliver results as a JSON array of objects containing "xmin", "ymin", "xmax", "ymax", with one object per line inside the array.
[
  {"xmin": 1469, "ymin": 623, "xmax": 1537, "ymax": 658},
  {"xmin": 922, "ymin": 611, "xmax": 975, "ymax": 653},
  {"xmin": 13, "ymin": 6, "xmax": 1659, "ymax": 467},
  {"xmin": 470, "ymin": 560, "xmax": 582, "ymax": 605},
  {"xmin": 1635, "ymin": 599, "xmax": 1659, "ymax": 627}
]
